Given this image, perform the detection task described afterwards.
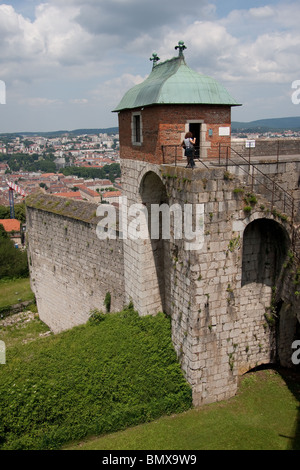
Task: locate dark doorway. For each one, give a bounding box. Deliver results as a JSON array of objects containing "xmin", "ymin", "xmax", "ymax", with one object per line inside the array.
[
  {"xmin": 189, "ymin": 123, "xmax": 201, "ymax": 159},
  {"xmin": 139, "ymin": 171, "xmax": 169, "ymax": 313},
  {"xmin": 242, "ymin": 219, "xmax": 289, "ymax": 287}
]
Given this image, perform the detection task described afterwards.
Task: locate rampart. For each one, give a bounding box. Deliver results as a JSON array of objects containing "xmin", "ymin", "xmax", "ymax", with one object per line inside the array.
[
  {"xmin": 26, "ymin": 192, "xmax": 125, "ymax": 333},
  {"xmin": 26, "ymin": 158, "xmax": 300, "ymax": 405},
  {"xmin": 231, "ymin": 138, "xmax": 300, "ymax": 159}
]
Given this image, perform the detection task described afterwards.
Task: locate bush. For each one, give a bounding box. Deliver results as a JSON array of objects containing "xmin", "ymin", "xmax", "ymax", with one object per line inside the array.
[
  {"xmin": 0, "ymin": 226, "xmax": 29, "ymax": 279},
  {"xmin": 243, "ymin": 206, "xmax": 252, "ymax": 215},
  {"xmin": 104, "ymin": 292, "xmax": 111, "ymax": 313},
  {"xmin": 88, "ymin": 308, "xmax": 106, "ymax": 324},
  {"xmin": 0, "ymin": 309, "xmax": 192, "ymax": 450}
]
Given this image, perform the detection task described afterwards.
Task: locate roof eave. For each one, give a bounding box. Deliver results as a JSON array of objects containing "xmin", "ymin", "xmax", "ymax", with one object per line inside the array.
[{"xmin": 113, "ymin": 101, "xmax": 242, "ymax": 113}]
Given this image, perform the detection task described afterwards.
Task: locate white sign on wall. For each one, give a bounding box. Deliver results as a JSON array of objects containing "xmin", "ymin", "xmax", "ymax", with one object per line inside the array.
[
  {"xmin": 219, "ymin": 127, "xmax": 230, "ymax": 136},
  {"xmin": 246, "ymin": 140, "xmax": 256, "ymax": 148},
  {"xmin": 0, "ymin": 81, "xmax": 6, "ymax": 104}
]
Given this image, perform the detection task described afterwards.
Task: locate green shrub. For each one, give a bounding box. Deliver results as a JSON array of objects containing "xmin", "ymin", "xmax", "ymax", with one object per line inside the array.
[
  {"xmin": 104, "ymin": 292, "xmax": 111, "ymax": 313},
  {"xmin": 88, "ymin": 308, "xmax": 106, "ymax": 324},
  {"xmin": 0, "ymin": 226, "xmax": 29, "ymax": 280},
  {"xmin": 243, "ymin": 192, "xmax": 257, "ymax": 206},
  {"xmin": 0, "ymin": 309, "xmax": 192, "ymax": 450},
  {"xmin": 243, "ymin": 206, "xmax": 252, "ymax": 215},
  {"xmin": 233, "ymin": 188, "xmax": 244, "ymax": 194}
]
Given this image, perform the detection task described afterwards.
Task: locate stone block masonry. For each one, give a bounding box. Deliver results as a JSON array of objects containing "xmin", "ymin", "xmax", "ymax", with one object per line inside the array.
[
  {"xmin": 26, "ymin": 159, "xmax": 300, "ymax": 406},
  {"xmin": 231, "ymin": 138, "xmax": 300, "ymax": 160},
  {"xmin": 26, "ymin": 192, "xmax": 125, "ymax": 333},
  {"xmin": 120, "ymin": 158, "xmax": 300, "ymax": 405}
]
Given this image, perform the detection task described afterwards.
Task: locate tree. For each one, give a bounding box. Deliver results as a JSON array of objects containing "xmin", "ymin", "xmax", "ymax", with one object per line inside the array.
[
  {"xmin": 14, "ymin": 203, "xmax": 26, "ymax": 224},
  {"xmin": 0, "ymin": 203, "xmax": 26, "ymax": 223},
  {"xmin": 0, "ymin": 206, "xmax": 10, "ymax": 219},
  {"xmin": 0, "ymin": 224, "xmax": 29, "ymax": 279}
]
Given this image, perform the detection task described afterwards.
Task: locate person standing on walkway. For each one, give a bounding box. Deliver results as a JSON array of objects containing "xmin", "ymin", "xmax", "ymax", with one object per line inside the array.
[{"xmin": 183, "ymin": 132, "xmax": 196, "ymax": 168}]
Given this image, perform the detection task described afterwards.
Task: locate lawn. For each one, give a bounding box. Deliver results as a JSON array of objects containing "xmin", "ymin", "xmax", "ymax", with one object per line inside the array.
[
  {"xmin": 0, "ymin": 306, "xmax": 192, "ymax": 450},
  {"xmin": 0, "ymin": 277, "xmax": 35, "ymax": 310},
  {"xmin": 66, "ymin": 368, "xmax": 300, "ymax": 451},
  {"xmin": 0, "ymin": 279, "xmax": 299, "ymax": 451}
]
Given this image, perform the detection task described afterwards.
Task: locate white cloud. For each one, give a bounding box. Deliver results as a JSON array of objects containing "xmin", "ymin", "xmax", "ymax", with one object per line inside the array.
[
  {"xmin": 158, "ymin": 3, "xmax": 300, "ymax": 88},
  {"xmin": 0, "ymin": 4, "xmax": 42, "ymax": 60},
  {"xmin": 69, "ymin": 98, "xmax": 89, "ymax": 104},
  {"xmin": 249, "ymin": 5, "xmax": 275, "ymax": 18},
  {"xmin": 19, "ymin": 97, "xmax": 63, "ymax": 106},
  {"xmin": 91, "ymin": 73, "xmax": 146, "ymax": 106},
  {"xmin": 0, "ymin": 0, "xmax": 300, "ymax": 130}
]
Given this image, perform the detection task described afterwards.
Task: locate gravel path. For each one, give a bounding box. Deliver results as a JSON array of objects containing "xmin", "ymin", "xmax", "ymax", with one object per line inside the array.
[{"xmin": 0, "ymin": 311, "xmax": 37, "ymax": 327}]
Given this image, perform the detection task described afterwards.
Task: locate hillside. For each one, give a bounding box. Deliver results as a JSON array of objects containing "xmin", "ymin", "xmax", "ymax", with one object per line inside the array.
[
  {"xmin": 1, "ymin": 117, "xmax": 300, "ymax": 138},
  {"xmin": 0, "ymin": 127, "xmax": 119, "ymax": 138},
  {"xmin": 232, "ymin": 116, "xmax": 300, "ymax": 132}
]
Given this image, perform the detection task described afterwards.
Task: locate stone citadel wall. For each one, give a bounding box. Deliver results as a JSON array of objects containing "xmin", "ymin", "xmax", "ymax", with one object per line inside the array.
[
  {"xmin": 231, "ymin": 138, "xmax": 300, "ymax": 159},
  {"xmin": 26, "ymin": 159, "xmax": 300, "ymax": 405},
  {"xmin": 26, "ymin": 193, "xmax": 125, "ymax": 333},
  {"xmin": 121, "ymin": 158, "xmax": 300, "ymax": 404}
]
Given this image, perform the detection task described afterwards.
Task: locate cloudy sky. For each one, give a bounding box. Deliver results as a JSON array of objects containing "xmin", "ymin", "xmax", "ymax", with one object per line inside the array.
[{"xmin": 0, "ymin": 0, "xmax": 299, "ymax": 133}]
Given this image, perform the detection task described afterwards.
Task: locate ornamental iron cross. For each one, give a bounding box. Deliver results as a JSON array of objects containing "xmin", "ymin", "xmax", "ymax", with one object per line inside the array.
[
  {"xmin": 175, "ymin": 41, "xmax": 187, "ymax": 57},
  {"xmin": 150, "ymin": 52, "xmax": 160, "ymax": 68}
]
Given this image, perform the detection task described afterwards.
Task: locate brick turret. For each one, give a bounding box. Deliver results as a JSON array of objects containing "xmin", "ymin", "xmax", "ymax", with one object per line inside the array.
[{"xmin": 113, "ymin": 41, "xmax": 241, "ymax": 163}]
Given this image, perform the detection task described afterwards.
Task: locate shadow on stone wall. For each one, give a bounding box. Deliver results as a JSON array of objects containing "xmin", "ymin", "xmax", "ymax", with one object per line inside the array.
[{"xmin": 242, "ymin": 218, "xmax": 290, "ymax": 287}]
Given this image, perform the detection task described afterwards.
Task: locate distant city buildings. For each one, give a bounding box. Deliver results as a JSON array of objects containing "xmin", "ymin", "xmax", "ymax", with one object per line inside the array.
[
  {"xmin": 1, "ymin": 128, "xmax": 299, "ymax": 210},
  {"xmin": 232, "ymin": 129, "xmax": 300, "ymax": 139},
  {"xmin": 1, "ymin": 132, "xmax": 119, "ymax": 162},
  {"xmin": 0, "ymin": 132, "xmax": 121, "ymax": 208}
]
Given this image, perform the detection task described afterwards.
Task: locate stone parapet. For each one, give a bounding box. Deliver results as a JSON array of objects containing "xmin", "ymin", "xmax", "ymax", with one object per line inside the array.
[{"xmin": 26, "ymin": 192, "xmax": 125, "ymax": 333}]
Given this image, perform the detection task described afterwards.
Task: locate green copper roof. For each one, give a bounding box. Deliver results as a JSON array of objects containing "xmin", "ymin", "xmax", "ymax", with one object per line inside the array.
[{"xmin": 113, "ymin": 49, "xmax": 241, "ymax": 112}]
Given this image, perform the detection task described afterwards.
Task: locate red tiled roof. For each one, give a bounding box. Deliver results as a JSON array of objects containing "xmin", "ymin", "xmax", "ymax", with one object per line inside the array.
[
  {"xmin": 0, "ymin": 219, "xmax": 21, "ymax": 232},
  {"xmin": 103, "ymin": 190, "xmax": 122, "ymax": 198},
  {"xmin": 54, "ymin": 192, "xmax": 83, "ymax": 199},
  {"xmin": 75, "ymin": 184, "xmax": 99, "ymax": 197}
]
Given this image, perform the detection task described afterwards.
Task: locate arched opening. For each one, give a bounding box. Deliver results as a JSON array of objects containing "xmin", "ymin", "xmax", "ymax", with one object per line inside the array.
[
  {"xmin": 242, "ymin": 218, "xmax": 290, "ymax": 287},
  {"xmin": 241, "ymin": 218, "xmax": 293, "ymax": 370},
  {"xmin": 140, "ymin": 171, "xmax": 168, "ymax": 206},
  {"xmin": 139, "ymin": 171, "xmax": 169, "ymax": 313}
]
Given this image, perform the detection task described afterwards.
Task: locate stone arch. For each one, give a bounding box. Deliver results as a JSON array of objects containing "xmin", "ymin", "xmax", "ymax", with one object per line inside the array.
[
  {"xmin": 239, "ymin": 217, "xmax": 292, "ymax": 372},
  {"xmin": 139, "ymin": 171, "xmax": 169, "ymax": 314},
  {"xmin": 241, "ymin": 218, "xmax": 290, "ymax": 287},
  {"xmin": 139, "ymin": 170, "xmax": 168, "ymax": 205},
  {"xmin": 137, "ymin": 165, "xmax": 164, "ymax": 193}
]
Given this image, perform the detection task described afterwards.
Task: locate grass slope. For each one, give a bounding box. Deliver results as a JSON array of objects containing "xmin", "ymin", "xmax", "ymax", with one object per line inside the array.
[
  {"xmin": 0, "ymin": 307, "xmax": 192, "ymax": 450},
  {"xmin": 0, "ymin": 280, "xmax": 299, "ymax": 451},
  {"xmin": 67, "ymin": 368, "xmax": 300, "ymax": 451},
  {"xmin": 0, "ymin": 278, "xmax": 34, "ymax": 310}
]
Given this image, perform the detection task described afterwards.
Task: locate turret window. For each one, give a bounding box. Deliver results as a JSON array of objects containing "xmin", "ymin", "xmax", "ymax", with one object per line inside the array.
[{"xmin": 132, "ymin": 112, "xmax": 143, "ymax": 145}]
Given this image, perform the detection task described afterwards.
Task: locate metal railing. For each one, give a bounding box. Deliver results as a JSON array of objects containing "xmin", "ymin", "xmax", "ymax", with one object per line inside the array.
[
  {"xmin": 161, "ymin": 145, "xmax": 209, "ymax": 168},
  {"xmin": 218, "ymin": 144, "xmax": 300, "ymax": 255},
  {"xmin": 229, "ymin": 139, "xmax": 300, "ymax": 163},
  {"xmin": 219, "ymin": 145, "xmax": 295, "ymax": 221}
]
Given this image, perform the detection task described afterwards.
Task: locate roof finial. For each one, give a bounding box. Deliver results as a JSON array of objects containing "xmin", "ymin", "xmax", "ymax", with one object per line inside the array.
[
  {"xmin": 150, "ymin": 52, "xmax": 160, "ymax": 68},
  {"xmin": 175, "ymin": 40, "xmax": 186, "ymax": 57}
]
